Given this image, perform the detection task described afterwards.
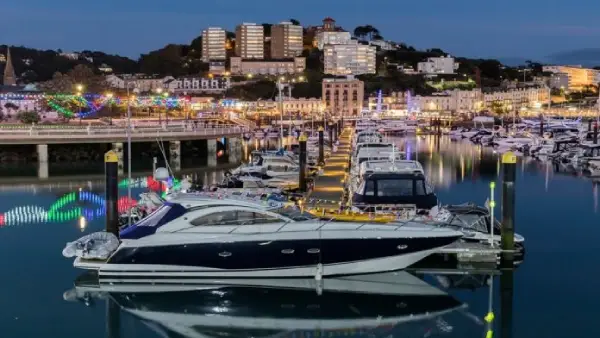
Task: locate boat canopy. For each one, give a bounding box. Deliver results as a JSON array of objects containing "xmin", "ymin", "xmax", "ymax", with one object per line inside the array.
[{"xmin": 120, "ymin": 202, "xmax": 187, "ymax": 239}]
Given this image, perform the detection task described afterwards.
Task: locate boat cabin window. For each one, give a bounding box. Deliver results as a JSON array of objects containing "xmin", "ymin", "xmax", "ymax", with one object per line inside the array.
[
  {"xmin": 190, "ymin": 210, "xmax": 282, "ymax": 226},
  {"xmin": 358, "ymin": 176, "xmax": 431, "ymax": 197},
  {"xmin": 364, "ymin": 180, "xmax": 375, "ymax": 196},
  {"xmin": 377, "ymin": 179, "xmax": 413, "ymax": 196}
]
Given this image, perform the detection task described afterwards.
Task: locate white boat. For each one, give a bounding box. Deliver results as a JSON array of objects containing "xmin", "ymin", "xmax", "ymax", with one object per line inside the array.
[
  {"xmin": 63, "ymin": 197, "xmax": 462, "ymax": 279},
  {"xmin": 350, "ymin": 160, "xmax": 438, "ymax": 213}
]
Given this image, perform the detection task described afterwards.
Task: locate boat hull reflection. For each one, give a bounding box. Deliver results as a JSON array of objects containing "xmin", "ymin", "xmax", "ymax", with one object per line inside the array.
[{"xmin": 67, "ymin": 272, "xmax": 466, "ymax": 338}]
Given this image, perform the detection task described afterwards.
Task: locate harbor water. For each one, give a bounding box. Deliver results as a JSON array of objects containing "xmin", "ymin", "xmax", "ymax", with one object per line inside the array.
[{"xmin": 0, "ymin": 136, "xmax": 598, "ymax": 338}]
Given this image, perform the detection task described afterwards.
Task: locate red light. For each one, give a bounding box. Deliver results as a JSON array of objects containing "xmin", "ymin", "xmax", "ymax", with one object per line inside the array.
[{"xmin": 0, "ymin": 213, "xmax": 4, "ymax": 227}]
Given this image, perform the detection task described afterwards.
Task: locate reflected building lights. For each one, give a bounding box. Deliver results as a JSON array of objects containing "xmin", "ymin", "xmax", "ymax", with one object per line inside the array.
[
  {"xmin": 78, "ymin": 216, "xmax": 87, "ymax": 232},
  {"xmin": 460, "ymin": 155, "xmax": 465, "ymax": 182}
]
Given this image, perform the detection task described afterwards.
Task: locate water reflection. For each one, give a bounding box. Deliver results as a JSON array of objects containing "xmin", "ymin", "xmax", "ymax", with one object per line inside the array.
[
  {"xmin": 0, "ymin": 169, "xmax": 231, "ymax": 228},
  {"xmin": 66, "ymin": 272, "xmax": 466, "ymax": 338},
  {"xmin": 64, "ymin": 266, "xmax": 517, "ymax": 338}
]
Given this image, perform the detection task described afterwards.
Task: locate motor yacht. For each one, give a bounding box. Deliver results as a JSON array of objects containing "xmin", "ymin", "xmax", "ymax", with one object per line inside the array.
[
  {"xmin": 63, "ymin": 197, "xmax": 462, "ymax": 279},
  {"xmin": 430, "ymin": 203, "xmax": 525, "ymax": 253},
  {"xmin": 350, "ymin": 160, "xmax": 438, "ymax": 213}
]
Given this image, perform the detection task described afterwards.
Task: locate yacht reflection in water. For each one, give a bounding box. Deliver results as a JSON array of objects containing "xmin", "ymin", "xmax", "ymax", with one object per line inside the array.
[{"xmin": 65, "ymin": 271, "xmax": 467, "ymax": 338}]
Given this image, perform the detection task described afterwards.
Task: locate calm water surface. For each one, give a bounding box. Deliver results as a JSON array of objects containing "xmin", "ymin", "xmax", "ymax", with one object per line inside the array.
[{"xmin": 0, "ymin": 136, "xmax": 598, "ymax": 338}]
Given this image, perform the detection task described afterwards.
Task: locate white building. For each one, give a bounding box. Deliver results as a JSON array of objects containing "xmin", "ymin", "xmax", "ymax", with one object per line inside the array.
[
  {"xmin": 315, "ymin": 31, "xmax": 352, "ymax": 50},
  {"xmin": 59, "ymin": 52, "xmax": 79, "ymax": 60},
  {"xmin": 271, "ymin": 22, "xmax": 303, "ymax": 59},
  {"xmin": 105, "ymin": 74, "xmax": 174, "ymax": 92},
  {"xmin": 482, "ymin": 87, "xmax": 549, "ymax": 110},
  {"xmin": 417, "ymin": 56, "xmax": 459, "ymax": 75},
  {"xmin": 548, "ymin": 73, "xmax": 569, "ymax": 90},
  {"xmin": 229, "ymin": 57, "xmax": 305, "ymax": 75},
  {"xmin": 542, "ymin": 65, "xmax": 599, "ymax": 90},
  {"xmin": 368, "ymin": 40, "xmax": 395, "ymax": 51},
  {"xmin": 201, "ymin": 27, "xmax": 227, "ymax": 62},
  {"xmin": 411, "ymin": 87, "xmax": 549, "ymax": 114},
  {"xmin": 98, "ymin": 63, "xmax": 113, "ymax": 73},
  {"xmin": 323, "ymin": 41, "xmax": 376, "ymax": 76},
  {"xmin": 235, "ymin": 23, "xmax": 264, "ymax": 59},
  {"xmin": 166, "ymin": 77, "xmax": 231, "ymax": 94}
]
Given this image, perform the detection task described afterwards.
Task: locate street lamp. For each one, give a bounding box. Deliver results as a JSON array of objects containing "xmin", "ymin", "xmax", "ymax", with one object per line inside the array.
[
  {"xmin": 75, "ymin": 84, "xmax": 85, "ymax": 123},
  {"xmin": 106, "ymin": 92, "xmax": 114, "ymax": 123}
]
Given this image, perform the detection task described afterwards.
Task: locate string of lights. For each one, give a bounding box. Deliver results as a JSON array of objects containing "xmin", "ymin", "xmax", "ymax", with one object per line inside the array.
[{"xmin": 0, "ymin": 176, "xmax": 180, "ymax": 227}]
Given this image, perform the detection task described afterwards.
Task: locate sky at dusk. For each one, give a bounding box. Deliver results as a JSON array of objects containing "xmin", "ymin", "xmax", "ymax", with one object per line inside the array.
[{"xmin": 2, "ymin": 0, "xmax": 600, "ymax": 60}]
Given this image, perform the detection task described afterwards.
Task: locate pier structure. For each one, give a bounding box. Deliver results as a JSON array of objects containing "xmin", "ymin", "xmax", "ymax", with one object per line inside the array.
[
  {"xmin": 0, "ymin": 124, "xmax": 245, "ymax": 179},
  {"xmin": 308, "ymin": 127, "xmax": 352, "ymax": 209}
]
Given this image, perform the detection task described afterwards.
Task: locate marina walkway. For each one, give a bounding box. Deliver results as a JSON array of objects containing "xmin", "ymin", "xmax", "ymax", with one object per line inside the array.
[{"xmin": 308, "ymin": 128, "xmax": 353, "ymax": 208}]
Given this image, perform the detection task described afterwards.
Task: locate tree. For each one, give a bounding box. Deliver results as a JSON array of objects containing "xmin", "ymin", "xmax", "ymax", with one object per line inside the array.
[
  {"xmin": 490, "ymin": 101, "xmax": 508, "ymax": 115},
  {"xmin": 37, "ymin": 64, "xmax": 108, "ymax": 93},
  {"xmin": 139, "ymin": 44, "xmax": 186, "ymax": 77},
  {"xmin": 289, "ymin": 18, "xmax": 300, "ymax": 25},
  {"xmin": 353, "ymin": 26, "xmax": 367, "ymax": 39},
  {"xmin": 17, "ymin": 111, "xmax": 40, "ymax": 124}
]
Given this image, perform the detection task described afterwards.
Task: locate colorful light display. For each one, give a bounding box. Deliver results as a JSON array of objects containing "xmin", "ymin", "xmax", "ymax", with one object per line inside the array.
[
  {"xmin": 0, "ymin": 176, "xmax": 180, "ymax": 227},
  {"xmin": 0, "ymin": 93, "xmax": 190, "ymax": 119},
  {"xmin": 0, "ymin": 192, "xmax": 137, "ymax": 227}
]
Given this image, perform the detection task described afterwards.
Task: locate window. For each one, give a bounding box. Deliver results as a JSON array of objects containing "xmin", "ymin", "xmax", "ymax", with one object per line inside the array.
[
  {"xmin": 190, "ymin": 210, "xmax": 282, "ymax": 226},
  {"xmin": 365, "ymin": 180, "xmax": 375, "ymax": 196},
  {"xmin": 415, "ymin": 179, "xmax": 426, "ymax": 196},
  {"xmin": 377, "ymin": 179, "xmax": 413, "ymax": 197}
]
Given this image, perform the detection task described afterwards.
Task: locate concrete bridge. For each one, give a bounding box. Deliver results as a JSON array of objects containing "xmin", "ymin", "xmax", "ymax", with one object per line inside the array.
[
  {"xmin": 0, "ymin": 124, "xmax": 247, "ymax": 179},
  {"xmin": 0, "ymin": 124, "xmax": 246, "ymax": 145}
]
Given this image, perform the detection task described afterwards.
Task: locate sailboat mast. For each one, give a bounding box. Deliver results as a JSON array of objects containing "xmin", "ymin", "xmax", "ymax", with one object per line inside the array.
[{"xmin": 126, "ymin": 81, "xmax": 132, "ymax": 227}]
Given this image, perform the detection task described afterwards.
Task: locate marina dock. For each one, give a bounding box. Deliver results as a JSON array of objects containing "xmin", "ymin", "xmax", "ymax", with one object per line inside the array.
[
  {"xmin": 304, "ymin": 127, "xmax": 519, "ymax": 265},
  {"xmin": 307, "ymin": 128, "xmax": 352, "ymax": 209}
]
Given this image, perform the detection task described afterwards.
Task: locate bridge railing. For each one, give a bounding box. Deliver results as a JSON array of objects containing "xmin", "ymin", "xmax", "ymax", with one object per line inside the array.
[{"xmin": 0, "ymin": 125, "xmax": 246, "ymax": 138}]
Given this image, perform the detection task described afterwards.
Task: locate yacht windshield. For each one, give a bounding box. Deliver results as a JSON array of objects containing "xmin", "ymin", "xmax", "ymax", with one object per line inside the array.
[
  {"xmin": 275, "ymin": 205, "xmax": 316, "ymax": 221},
  {"xmin": 120, "ymin": 202, "xmax": 187, "ymax": 239},
  {"xmin": 377, "ymin": 179, "xmax": 413, "ymax": 196}
]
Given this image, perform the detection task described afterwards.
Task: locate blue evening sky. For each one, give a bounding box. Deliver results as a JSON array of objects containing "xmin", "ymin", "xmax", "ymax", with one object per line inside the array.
[{"xmin": 2, "ymin": 0, "xmax": 599, "ymax": 60}]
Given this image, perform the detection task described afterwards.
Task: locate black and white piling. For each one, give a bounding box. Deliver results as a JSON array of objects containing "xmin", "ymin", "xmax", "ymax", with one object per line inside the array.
[
  {"xmin": 318, "ymin": 126, "xmax": 325, "ymax": 166},
  {"xmin": 501, "ymin": 151, "xmax": 516, "ymax": 262},
  {"xmin": 104, "ymin": 150, "xmax": 119, "ymax": 237},
  {"xmin": 299, "ymin": 133, "xmax": 307, "ymax": 192}
]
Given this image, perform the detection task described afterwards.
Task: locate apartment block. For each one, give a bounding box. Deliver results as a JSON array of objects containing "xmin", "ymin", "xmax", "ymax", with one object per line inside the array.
[
  {"xmin": 323, "ymin": 41, "xmax": 376, "ymax": 75},
  {"xmin": 201, "ymin": 27, "xmax": 226, "ymax": 62},
  {"xmin": 229, "ymin": 57, "xmax": 305, "ymax": 75},
  {"xmin": 271, "ymin": 22, "xmax": 303, "ymax": 59},
  {"xmin": 235, "ymin": 23, "xmax": 264, "ymax": 59}
]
